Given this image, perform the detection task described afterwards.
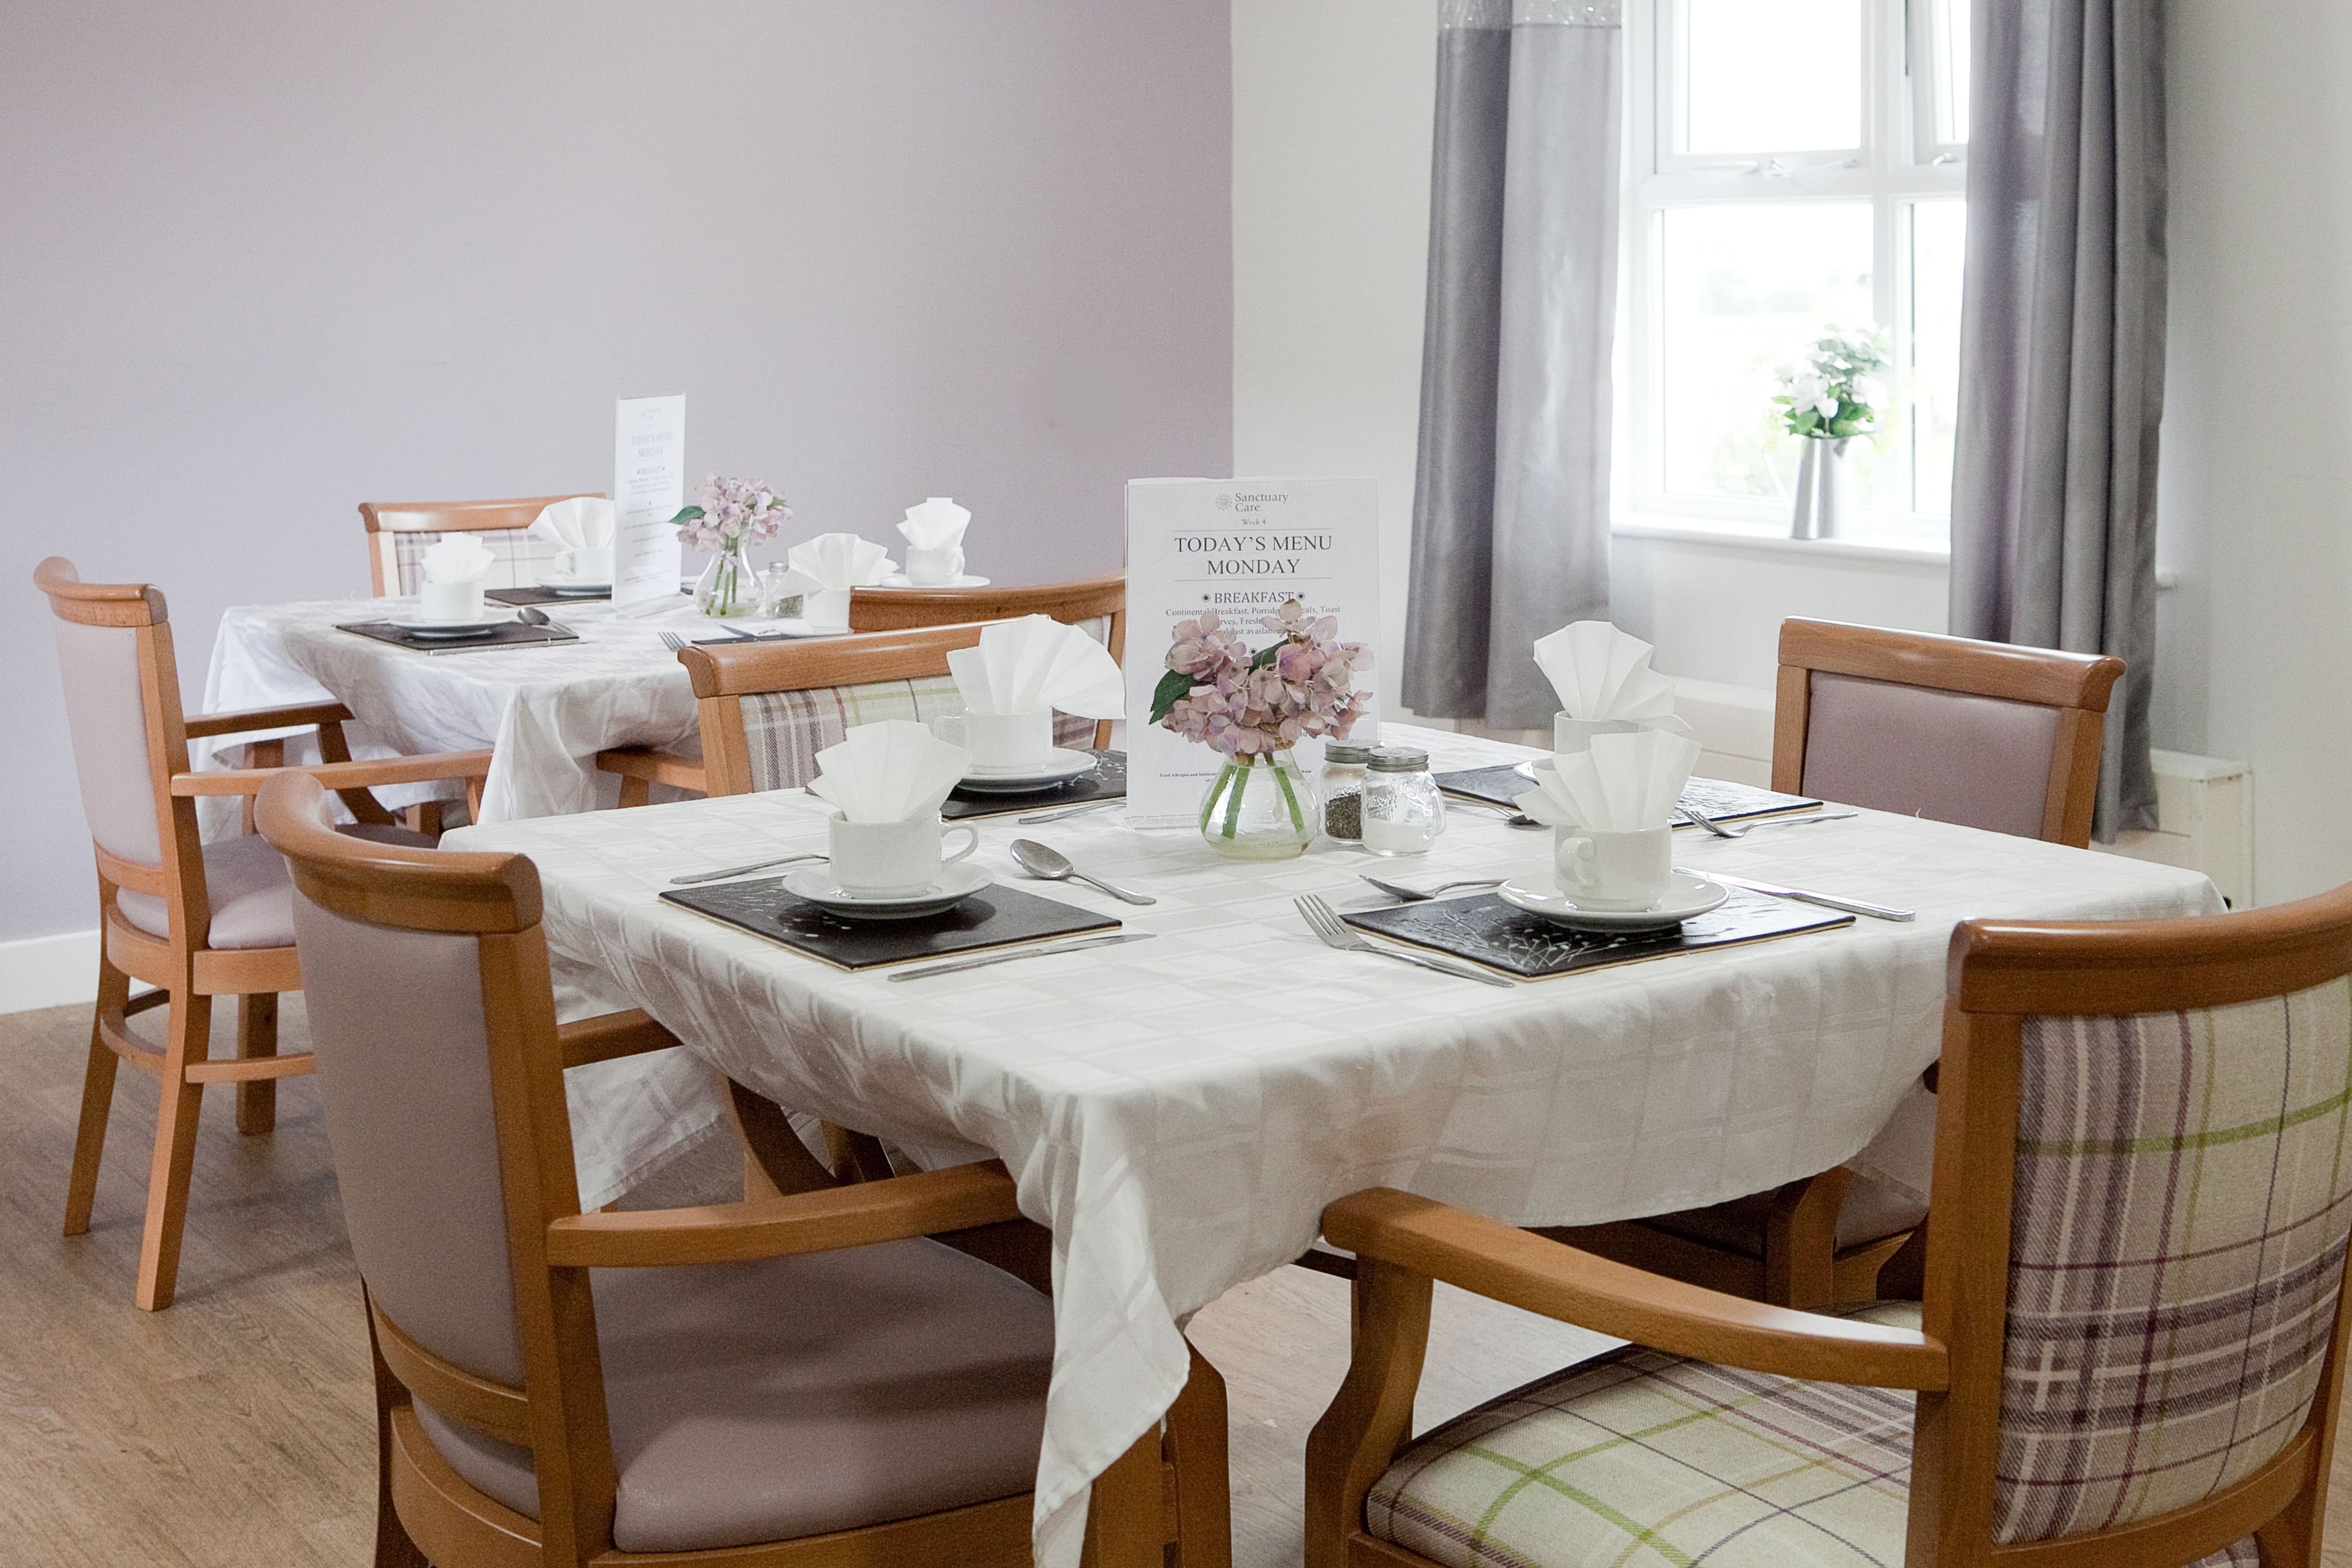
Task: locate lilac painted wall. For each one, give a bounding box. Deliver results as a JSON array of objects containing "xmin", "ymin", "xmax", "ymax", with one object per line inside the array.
[{"xmin": 1, "ymin": 1, "xmax": 1232, "ymax": 944}]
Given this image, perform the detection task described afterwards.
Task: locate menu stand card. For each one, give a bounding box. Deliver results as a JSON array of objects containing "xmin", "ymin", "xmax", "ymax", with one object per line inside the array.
[
  {"xmin": 942, "ymin": 751, "xmax": 1126, "ymax": 821},
  {"xmin": 1123, "ymin": 478, "xmax": 1381, "ymax": 827},
  {"xmin": 1344, "ymin": 889, "xmax": 1852, "ymax": 981},
  {"xmin": 612, "ymin": 394, "xmax": 686, "ymax": 617},
  {"xmin": 488, "ymin": 586, "xmax": 608, "ymax": 607},
  {"xmin": 1436, "ymin": 764, "xmax": 1822, "ymax": 823},
  {"xmin": 661, "ymin": 876, "xmax": 1118, "ymax": 971},
  {"xmin": 336, "ymin": 620, "xmax": 581, "ymax": 655}
]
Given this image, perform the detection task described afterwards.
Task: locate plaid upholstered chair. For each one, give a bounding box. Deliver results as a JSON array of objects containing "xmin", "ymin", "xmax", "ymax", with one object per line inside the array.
[
  {"xmin": 358, "ymin": 494, "xmax": 601, "ymax": 596},
  {"xmin": 1306, "ymin": 881, "xmax": 2352, "ymax": 1568},
  {"xmin": 252, "ymin": 771, "xmax": 1228, "ymax": 1568},
  {"xmin": 845, "ymin": 571, "xmax": 1125, "ymax": 749}
]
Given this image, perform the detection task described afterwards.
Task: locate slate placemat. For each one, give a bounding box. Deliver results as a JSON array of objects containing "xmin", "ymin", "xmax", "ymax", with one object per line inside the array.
[
  {"xmin": 1343, "ymin": 888, "xmax": 1852, "ymax": 981},
  {"xmin": 660, "ymin": 875, "xmax": 1118, "ymax": 971},
  {"xmin": 335, "ymin": 619, "xmax": 581, "ymax": 655},
  {"xmin": 486, "ymin": 585, "xmax": 608, "ymax": 606},
  {"xmin": 943, "ymin": 750, "xmax": 1126, "ymax": 821},
  {"xmin": 1436, "ymin": 763, "xmax": 1822, "ymax": 822}
]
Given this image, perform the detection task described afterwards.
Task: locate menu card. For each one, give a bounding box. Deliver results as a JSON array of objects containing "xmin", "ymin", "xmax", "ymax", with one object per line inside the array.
[
  {"xmin": 1123, "ymin": 478, "xmax": 1381, "ymax": 827},
  {"xmin": 612, "ymin": 394, "xmax": 686, "ymax": 616}
]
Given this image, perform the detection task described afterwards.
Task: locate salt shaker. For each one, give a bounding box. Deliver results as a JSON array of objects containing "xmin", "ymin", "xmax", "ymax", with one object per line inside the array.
[
  {"xmin": 1316, "ymin": 743, "xmax": 1371, "ymax": 843},
  {"xmin": 1360, "ymin": 746, "xmax": 1446, "ymax": 856}
]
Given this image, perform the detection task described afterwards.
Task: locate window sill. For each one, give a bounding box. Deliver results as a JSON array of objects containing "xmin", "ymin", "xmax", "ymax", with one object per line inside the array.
[{"xmin": 1611, "ymin": 513, "xmax": 1952, "ymax": 568}]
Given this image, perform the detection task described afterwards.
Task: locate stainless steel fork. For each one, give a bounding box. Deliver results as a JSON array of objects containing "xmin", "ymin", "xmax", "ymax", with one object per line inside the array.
[
  {"xmin": 659, "ymin": 631, "xmax": 687, "ymax": 653},
  {"xmin": 1293, "ymin": 894, "xmax": 1514, "ymax": 987}
]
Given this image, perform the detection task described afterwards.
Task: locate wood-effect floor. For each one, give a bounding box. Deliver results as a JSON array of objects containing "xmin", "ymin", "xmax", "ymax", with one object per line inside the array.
[{"xmin": 5, "ymin": 997, "xmax": 2348, "ymax": 1567}]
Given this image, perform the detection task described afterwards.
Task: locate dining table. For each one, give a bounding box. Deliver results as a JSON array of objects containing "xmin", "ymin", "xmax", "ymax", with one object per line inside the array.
[{"xmin": 442, "ymin": 722, "xmax": 2222, "ymax": 1568}]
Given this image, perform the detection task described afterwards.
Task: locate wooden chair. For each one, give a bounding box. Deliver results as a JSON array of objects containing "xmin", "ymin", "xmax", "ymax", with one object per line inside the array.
[
  {"xmin": 848, "ymin": 570, "xmax": 1126, "ymax": 750},
  {"xmin": 1308, "ymin": 881, "xmax": 2352, "ymax": 1568},
  {"xmin": 358, "ymin": 494, "xmax": 602, "ymax": 597},
  {"xmin": 253, "ymin": 771, "xmax": 1231, "ymax": 1568},
  {"xmin": 1543, "ymin": 617, "xmax": 2128, "ymax": 1309},
  {"xmin": 36, "ymin": 557, "xmax": 492, "ymax": 1310}
]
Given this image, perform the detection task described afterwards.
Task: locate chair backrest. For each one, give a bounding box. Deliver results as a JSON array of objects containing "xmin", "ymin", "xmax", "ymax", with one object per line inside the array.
[
  {"xmin": 1917, "ymin": 883, "xmax": 2352, "ymax": 1563},
  {"xmin": 1771, "ymin": 619, "xmax": 2124, "ymax": 847},
  {"xmin": 34, "ymin": 557, "xmax": 210, "ymax": 934},
  {"xmin": 847, "ymin": 570, "xmax": 1126, "ymax": 663},
  {"xmin": 358, "ymin": 494, "xmax": 602, "ymax": 596},
  {"xmin": 683, "ymin": 622, "xmax": 1096, "ymax": 796}
]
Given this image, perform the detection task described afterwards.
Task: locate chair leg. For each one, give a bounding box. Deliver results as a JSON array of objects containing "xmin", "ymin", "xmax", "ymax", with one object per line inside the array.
[
  {"xmin": 63, "ymin": 951, "xmax": 131, "ymax": 1237},
  {"xmin": 1166, "ymin": 1344, "xmax": 1233, "ymax": 1568},
  {"xmin": 1080, "ymin": 1425, "xmax": 1166, "ymax": 1568},
  {"xmin": 367, "ymin": 1302, "xmax": 433, "ymax": 1568},
  {"xmin": 136, "ymin": 992, "xmax": 212, "ymax": 1311},
  {"xmin": 616, "ymin": 775, "xmax": 652, "ymax": 809},
  {"xmin": 236, "ymin": 992, "xmax": 280, "ymax": 1135},
  {"xmin": 404, "ymin": 801, "xmax": 445, "ymax": 838}
]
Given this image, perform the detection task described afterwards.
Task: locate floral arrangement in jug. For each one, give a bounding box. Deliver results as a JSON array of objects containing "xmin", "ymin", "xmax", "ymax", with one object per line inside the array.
[
  {"xmin": 1773, "ymin": 326, "xmax": 1889, "ymax": 440},
  {"xmin": 669, "ymin": 473, "xmax": 790, "ymax": 617},
  {"xmin": 1151, "ymin": 599, "xmax": 1371, "ymax": 859}
]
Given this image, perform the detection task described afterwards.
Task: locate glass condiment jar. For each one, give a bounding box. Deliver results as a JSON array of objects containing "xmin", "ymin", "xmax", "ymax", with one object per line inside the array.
[
  {"xmin": 1360, "ymin": 746, "xmax": 1446, "ymax": 856},
  {"xmin": 1316, "ymin": 743, "xmax": 1372, "ymax": 843}
]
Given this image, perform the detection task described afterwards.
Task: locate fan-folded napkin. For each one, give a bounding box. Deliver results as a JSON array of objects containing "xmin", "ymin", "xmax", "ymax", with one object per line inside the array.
[
  {"xmin": 780, "ymin": 532, "xmax": 896, "ymax": 594},
  {"xmin": 526, "ymin": 497, "xmax": 614, "ymax": 550},
  {"xmin": 807, "ymin": 721, "xmax": 971, "ymax": 824},
  {"xmin": 1533, "ymin": 621, "xmax": 1687, "ymax": 728},
  {"xmin": 945, "ymin": 614, "xmax": 1123, "ymax": 718},
  {"xmin": 897, "ymin": 497, "xmax": 970, "ymax": 551},
  {"xmin": 420, "ymin": 534, "xmax": 496, "ymax": 585},
  {"xmin": 1515, "ymin": 729, "xmax": 1702, "ymax": 831}
]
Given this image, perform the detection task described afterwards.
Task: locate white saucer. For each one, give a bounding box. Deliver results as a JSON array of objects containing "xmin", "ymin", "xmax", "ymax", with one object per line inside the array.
[
  {"xmin": 1497, "ymin": 870, "xmax": 1729, "ymax": 932},
  {"xmin": 540, "ymin": 578, "xmax": 611, "ymax": 597},
  {"xmin": 390, "ymin": 611, "xmax": 511, "ymax": 639},
  {"xmin": 781, "ymin": 862, "xmax": 993, "ymax": 921},
  {"xmin": 877, "ymin": 573, "xmax": 991, "ymax": 589},
  {"xmin": 956, "ymin": 749, "xmax": 1099, "ymax": 793}
]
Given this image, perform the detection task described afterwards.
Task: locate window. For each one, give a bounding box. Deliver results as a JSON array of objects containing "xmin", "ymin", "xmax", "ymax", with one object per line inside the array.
[{"xmin": 1622, "ymin": 0, "xmax": 1970, "ymax": 544}]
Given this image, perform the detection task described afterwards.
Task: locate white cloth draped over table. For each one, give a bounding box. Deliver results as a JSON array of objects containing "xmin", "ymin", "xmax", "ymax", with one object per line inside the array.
[{"xmin": 444, "ymin": 725, "xmax": 2220, "ymax": 1568}]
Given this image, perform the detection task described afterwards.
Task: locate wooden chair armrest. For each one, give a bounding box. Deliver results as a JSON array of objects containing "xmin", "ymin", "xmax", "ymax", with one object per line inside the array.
[
  {"xmin": 1324, "ymin": 1188, "xmax": 1948, "ymax": 1391},
  {"xmin": 557, "ymin": 1009, "xmax": 680, "ymax": 1069},
  {"xmin": 181, "ymin": 699, "xmax": 355, "ymax": 739},
  {"xmin": 545, "ymin": 1161, "xmax": 1025, "ymax": 1268},
  {"xmin": 593, "ymin": 747, "xmax": 706, "ymax": 788},
  {"xmin": 170, "ymin": 749, "xmax": 495, "ymax": 797}
]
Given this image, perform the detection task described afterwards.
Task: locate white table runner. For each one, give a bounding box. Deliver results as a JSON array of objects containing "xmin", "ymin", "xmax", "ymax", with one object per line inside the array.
[{"xmin": 445, "ymin": 725, "xmax": 2221, "ymax": 1566}]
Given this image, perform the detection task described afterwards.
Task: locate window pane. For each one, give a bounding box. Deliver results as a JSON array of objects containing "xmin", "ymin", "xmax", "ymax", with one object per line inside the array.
[
  {"xmin": 1909, "ymin": 200, "xmax": 1966, "ymax": 518},
  {"xmin": 1657, "ymin": 203, "xmax": 1874, "ymax": 504},
  {"xmin": 1681, "ymin": 0, "xmax": 1863, "ymax": 154},
  {"xmin": 1929, "ymin": 0, "xmax": 1972, "ymax": 145}
]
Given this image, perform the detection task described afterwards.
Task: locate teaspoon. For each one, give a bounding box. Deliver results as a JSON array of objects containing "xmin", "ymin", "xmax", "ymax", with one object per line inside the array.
[{"xmin": 1009, "ymin": 839, "xmax": 1158, "ymax": 905}]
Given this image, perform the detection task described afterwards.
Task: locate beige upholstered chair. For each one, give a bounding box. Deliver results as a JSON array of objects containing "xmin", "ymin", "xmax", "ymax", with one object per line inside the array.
[
  {"xmin": 1308, "ymin": 882, "xmax": 2352, "ymax": 1568},
  {"xmin": 1547, "ymin": 618, "xmax": 2129, "ymax": 1309},
  {"xmin": 358, "ymin": 494, "xmax": 601, "ymax": 597},
  {"xmin": 253, "ymin": 772, "xmax": 1230, "ymax": 1568},
  {"xmin": 36, "ymin": 557, "xmax": 491, "ymax": 1309}
]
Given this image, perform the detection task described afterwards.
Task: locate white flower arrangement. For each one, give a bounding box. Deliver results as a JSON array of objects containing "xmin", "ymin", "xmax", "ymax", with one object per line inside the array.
[{"xmin": 1774, "ymin": 326, "xmax": 1890, "ymax": 440}]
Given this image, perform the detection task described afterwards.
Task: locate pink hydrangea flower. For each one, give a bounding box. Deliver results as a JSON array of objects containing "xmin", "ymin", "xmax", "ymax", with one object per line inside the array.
[
  {"xmin": 674, "ymin": 473, "xmax": 790, "ymax": 553},
  {"xmin": 1153, "ymin": 597, "xmax": 1372, "ymax": 755}
]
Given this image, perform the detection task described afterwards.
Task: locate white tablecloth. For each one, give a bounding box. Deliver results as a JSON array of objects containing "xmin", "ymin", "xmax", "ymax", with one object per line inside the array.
[{"xmin": 445, "ymin": 724, "xmax": 2220, "ymax": 1566}]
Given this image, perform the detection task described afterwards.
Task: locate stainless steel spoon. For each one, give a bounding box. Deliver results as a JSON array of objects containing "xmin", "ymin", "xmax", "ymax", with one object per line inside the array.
[
  {"xmin": 1009, "ymin": 839, "xmax": 1157, "ymax": 905},
  {"xmin": 1359, "ymin": 873, "xmax": 1506, "ymax": 903}
]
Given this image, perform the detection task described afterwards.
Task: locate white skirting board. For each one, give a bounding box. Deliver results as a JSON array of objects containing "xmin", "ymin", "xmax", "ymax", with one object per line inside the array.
[{"xmin": 0, "ymin": 929, "xmax": 98, "ymax": 1016}]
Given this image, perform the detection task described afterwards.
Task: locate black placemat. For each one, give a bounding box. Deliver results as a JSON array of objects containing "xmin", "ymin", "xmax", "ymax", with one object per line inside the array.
[
  {"xmin": 660, "ymin": 875, "xmax": 1118, "ymax": 971},
  {"xmin": 1436, "ymin": 763, "xmax": 1821, "ymax": 821},
  {"xmin": 943, "ymin": 750, "xmax": 1126, "ymax": 821},
  {"xmin": 487, "ymin": 585, "xmax": 608, "ymax": 606},
  {"xmin": 1344, "ymin": 888, "xmax": 1852, "ymax": 981},
  {"xmin": 335, "ymin": 620, "xmax": 581, "ymax": 655}
]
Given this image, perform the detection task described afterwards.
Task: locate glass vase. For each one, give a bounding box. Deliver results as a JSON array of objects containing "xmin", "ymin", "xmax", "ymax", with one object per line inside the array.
[
  {"xmin": 693, "ymin": 540, "xmax": 761, "ymax": 617},
  {"xmin": 1197, "ymin": 750, "xmax": 1314, "ymax": 861}
]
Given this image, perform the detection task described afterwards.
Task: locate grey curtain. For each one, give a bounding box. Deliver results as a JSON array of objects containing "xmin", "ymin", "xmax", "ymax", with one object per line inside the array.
[
  {"xmin": 1950, "ymin": 0, "xmax": 2167, "ymax": 837},
  {"xmin": 1403, "ymin": 0, "xmax": 1622, "ymax": 728}
]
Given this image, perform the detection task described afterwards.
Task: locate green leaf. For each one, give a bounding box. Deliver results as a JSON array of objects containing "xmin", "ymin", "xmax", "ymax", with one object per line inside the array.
[
  {"xmin": 666, "ymin": 505, "xmax": 706, "ymax": 525},
  {"xmin": 1149, "ymin": 666, "xmax": 1196, "ymax": 725},
  {"xmin": 1249, "ymin": 641, "xmax": 1283, "ymax": 671}
]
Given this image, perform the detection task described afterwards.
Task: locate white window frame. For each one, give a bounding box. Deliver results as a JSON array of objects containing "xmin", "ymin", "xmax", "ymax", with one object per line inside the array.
[{"xmin": 1619, "ymin": 0, "xmax": 1969, "ymax": 548}]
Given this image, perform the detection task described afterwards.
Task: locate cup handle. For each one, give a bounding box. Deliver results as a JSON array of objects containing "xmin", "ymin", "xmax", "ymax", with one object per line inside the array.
[
  {"xmin": 941, "ymin": 826, "xmax": 981, "ymax": 865},
  {"xmin": 1556, "ymin": 832, "xmax": 1597, "ymax": 892}
]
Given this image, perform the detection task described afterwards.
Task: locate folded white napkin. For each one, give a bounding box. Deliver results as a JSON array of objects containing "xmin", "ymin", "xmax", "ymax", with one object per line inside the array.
[
  {"xmin": 420, "ymin": 534, "xmax": 496, "ymax": 585},
  {"xmin": 780, "ymin": 532, "xmax": 897, "ymax": 594},
  {"xmin": 806, "ymin": 720, "xmax": 971, "ymax": 824},
  {"xmin": 526, "ymin": 497, "xmax": 614, "ymax": 550},
  {"xmin": 897, "ymin": 497, "xmax": 970, "ymax": 551},
  {"xmin": 1533, "ymin": 621, "xmax": 1683, "ymax": 723},
  {"xmin": 1515, "ymin": 729, "xmax": 1702, "ymax": 831},
  {"xmin": 945, "ymin": 614, "xmax": 1124, "ymax": 719}
]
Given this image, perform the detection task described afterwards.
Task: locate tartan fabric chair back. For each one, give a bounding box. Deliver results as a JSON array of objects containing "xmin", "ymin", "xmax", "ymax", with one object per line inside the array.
[
  {"xmin": 358, "ymin": 494, "xmax": 600, "ymax": 596},
  {"xmin": 737, "ymin": 677, "xmax": 1091, "ymax": 796}
]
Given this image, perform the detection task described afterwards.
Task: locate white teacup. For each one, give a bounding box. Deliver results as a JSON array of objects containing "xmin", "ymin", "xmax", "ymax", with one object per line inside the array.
[
  {"xmin": 965, "ymin": 709, "xmax": 1054, "ymax": 772},
  {"xmin": 903, "ymin": 545, "xmax": 965, "ymax": 586},
  {"xmin": 1553, "ymin": 824, "xmax": 1673, "ymax": 911},
  {"xmin": 557, "ymin": 545, "xmax": 614, "ymax": 582},
  {"xmin": 1553, "ymin": 715, "xmax": 1640, "ymax": 756},
  {"xmin": 418, "ymin": 578, "xmax": 484, "ymax": 622},
  {"xmin": 801, "ymin": 587, "xmax": 852, "ymax": 633},
  {"xmin": 827, "ymin": 815, "xmax": 979, "ymax": 898}
]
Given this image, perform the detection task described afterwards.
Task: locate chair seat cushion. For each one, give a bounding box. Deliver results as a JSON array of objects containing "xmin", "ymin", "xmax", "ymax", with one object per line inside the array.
[
  {"xmin": 1645, "ymin": 1167, "xmax": 1929, "ymax": 1259},
  {"xmin": 116, "ymin": 826, "xmax": 432, "ymax": 950},
  {"xmin": 414, "ymin": 1235, "xmax": 1054, "ymax": 1553},
  {"xmin": 1366, "ymin": 1302, "xmax": 2255, "ymax": 1568}
]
